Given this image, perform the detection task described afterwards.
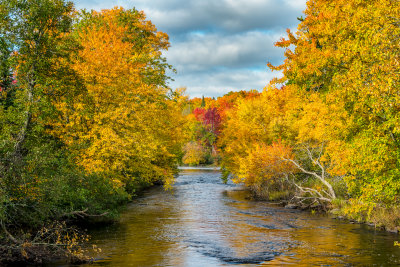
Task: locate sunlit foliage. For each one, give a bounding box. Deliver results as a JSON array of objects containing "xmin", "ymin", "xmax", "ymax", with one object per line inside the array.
[
  {"xmin": 220, "ymin": 0, "xmax": 400, "ymax": 225},
  {"xmin": 51, "ymin": 7, "xmax": 184, "ymax": 190},
  {"xmin": 271, "ymin": 0, "xmax": 400, "ymax": 214},
  {"xmin": 182, "ymin": 90, "xmax": 260, "ymax": 166}
]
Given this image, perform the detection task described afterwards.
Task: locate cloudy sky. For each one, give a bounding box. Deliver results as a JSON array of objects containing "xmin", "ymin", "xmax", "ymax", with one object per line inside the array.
[{"xmin": 73, "ymin": 0, "xmax": 307, "ymax": 98}]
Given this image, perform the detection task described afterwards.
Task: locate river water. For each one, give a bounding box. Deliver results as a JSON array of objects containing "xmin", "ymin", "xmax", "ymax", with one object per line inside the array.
[{"xmin": 79, "ymin": 168, "xmax": 400, "ymax": 266}]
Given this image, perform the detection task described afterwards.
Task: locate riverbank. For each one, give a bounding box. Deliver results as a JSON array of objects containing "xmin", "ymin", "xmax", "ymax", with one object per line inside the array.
[
  {"xmin": 0, "ymin": 177, "xmax": 171, "ymax": 265},
  {"xmin": 185, "ymin": 166, "xmax": 400, "ymax": 234},
  {"xmin": 247, "ymin": 186, "xmax": 400, "ymax": 235},
  {"xmin": 330, "ymin": 201, "xmax": 400, "ymax": 234}
]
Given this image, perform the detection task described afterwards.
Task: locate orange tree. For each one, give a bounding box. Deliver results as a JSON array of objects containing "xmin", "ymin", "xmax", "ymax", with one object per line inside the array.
[{"xmin": 50, "ymin": 7, "xmax": 184, "ymax": 191}]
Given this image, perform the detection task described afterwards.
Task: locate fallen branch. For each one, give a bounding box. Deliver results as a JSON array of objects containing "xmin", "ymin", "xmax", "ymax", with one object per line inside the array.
[
  {"xmin": 61, "ymin": 208, "xmax": 109, "ymax": 218},
  {"xmin": 292, "ymin": 181, "xmax": 332, "ymax": 203},
  {"xmin": 283, "ymin": 150, "xmax": 336, "ymax": 200}
]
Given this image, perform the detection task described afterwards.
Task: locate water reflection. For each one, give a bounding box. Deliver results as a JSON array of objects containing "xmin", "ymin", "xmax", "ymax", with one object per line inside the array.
[{"xmin": 75, "ymin": 169, "xmax": 400, "ymax": 266}]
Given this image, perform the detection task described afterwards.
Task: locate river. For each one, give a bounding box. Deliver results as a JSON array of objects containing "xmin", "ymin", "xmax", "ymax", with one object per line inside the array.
[{"xmin": 76, "ymin": 168, "xmax": 400, "ymax": 266}]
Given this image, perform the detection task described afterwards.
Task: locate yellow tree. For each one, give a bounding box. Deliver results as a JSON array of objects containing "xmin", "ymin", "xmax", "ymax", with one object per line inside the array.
[
  {"xmin": 219, "ymin": 86, "xmax": 300, "ymax": 196},
  {"xmin": 182, "ymin": 141, "xmax": 207, "ymax": 166},
  {"xmin": 219, "ymin": 87, "xmax": 347, "ymax": 203},
  {"xmin": 236, "ymin": 141, "xmax": 297, "ymax": 199},
  {"xmin": 51, "ymin": 7, "xmax": 184, "ymax": 190}
]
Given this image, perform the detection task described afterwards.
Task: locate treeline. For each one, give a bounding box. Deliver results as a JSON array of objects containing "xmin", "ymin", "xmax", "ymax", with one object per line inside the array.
[
  {"xmin": 181, "ymin": 91, "xmax": 259, "ymax": 166},
  {"xmin": 218, "ymin": 0, "xmax": 400, "ymax": 232},
  {"xmin": 0, "ymin": 0, "xmax": 184, "ymax": 263}
]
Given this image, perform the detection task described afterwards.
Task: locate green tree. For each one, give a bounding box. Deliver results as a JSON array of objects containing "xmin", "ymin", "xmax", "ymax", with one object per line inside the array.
[
  {"xmin": 201, "ymin": 95, "xmax": 205, "ymax": 107},
  {"xmin": 0, "ymin": 0, "xmax": 81, "ymax": 222},
  {"xmin": 0, "ymin": 1, "xmax": 131, "ymax": 262}
]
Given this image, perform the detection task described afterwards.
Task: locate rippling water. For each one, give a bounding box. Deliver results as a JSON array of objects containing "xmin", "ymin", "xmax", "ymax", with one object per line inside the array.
[{"xmin": 75, "ymin": 168, "xmax": 400, "ymax": 266}]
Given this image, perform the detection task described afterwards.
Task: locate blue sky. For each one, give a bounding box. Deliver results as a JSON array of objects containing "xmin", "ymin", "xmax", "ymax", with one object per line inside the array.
[{"xmin": 73, "ymin": 0, "xmax": 307, "ymax": 98}]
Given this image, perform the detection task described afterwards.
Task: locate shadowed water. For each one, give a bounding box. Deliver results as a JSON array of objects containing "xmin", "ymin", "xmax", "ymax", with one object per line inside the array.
[{"xmin": 74, "ymin": 169, "xmax": 400, "ymax": 266}]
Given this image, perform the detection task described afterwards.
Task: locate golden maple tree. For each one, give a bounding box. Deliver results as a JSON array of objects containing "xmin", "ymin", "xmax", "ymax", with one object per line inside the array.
[{"xmin": 51, "ymin": 7, "xmax": 184, "ymax": 189}]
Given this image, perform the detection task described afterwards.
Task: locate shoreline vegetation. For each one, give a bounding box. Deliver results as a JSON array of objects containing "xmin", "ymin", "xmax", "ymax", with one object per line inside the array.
[
  {"xmin": 0, "ymin": 1, "xmax": 185, "ymax": 264},
  {"xmin": 1, "ymin": 0, "xmax": 400, "ymax": 264},
  {"xmin": 247, "ymin": 187, "xmax": 400, "ymax": 234}
]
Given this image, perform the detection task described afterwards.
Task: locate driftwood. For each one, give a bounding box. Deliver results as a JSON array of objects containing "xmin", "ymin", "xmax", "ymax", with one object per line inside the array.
[
  {"xmin": 282, "ymin": 144, "xmax": 337, "ymax": 205},
  {"xmin": 61, "ymin": 208, "xmax": 109, "ymax": 218}
]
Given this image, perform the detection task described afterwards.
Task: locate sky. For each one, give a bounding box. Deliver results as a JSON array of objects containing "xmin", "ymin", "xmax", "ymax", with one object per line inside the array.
[{"xmin": 73, "ymin": 0, "xmax": 307, "ymax": 98}]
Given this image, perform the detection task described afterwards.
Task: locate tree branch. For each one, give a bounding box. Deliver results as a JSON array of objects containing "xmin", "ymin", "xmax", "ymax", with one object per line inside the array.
[
  {"xmin": 283, "ymin": 149, "xmax": 336, "ymax": 200},
  {"xmin": 60, "ymin": 208, "xmax": 109, "ymax": 219},
  {"xmin": 0, "ymin": 220, "xmax": 20, "ymax": 244}
]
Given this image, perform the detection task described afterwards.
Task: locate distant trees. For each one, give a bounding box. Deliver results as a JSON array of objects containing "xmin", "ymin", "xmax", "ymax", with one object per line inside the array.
[
  {"xmin": 182, "ymin": 141, "xmax": 207, "ymax": 166},
  {"xmin": 182, "ymin": 91, "xmax": 259, "ymax": 166}
]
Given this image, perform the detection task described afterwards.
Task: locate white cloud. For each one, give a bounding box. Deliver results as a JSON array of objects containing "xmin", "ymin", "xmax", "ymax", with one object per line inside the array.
[
  {"xmin": 74, "ymin": 0, "xmax": 305, "ymax": 34},
  {"xmin": 166, "ymin": 31, "xmax": 284, "ymax": 72},
  {"xmin": 143, "ymin": 0, "xmax": 304, "ymax": 35},
  {"xmin": 74, "ymin": 0, "xmax": 134, "ymax": 10},
  {"xmin": 284, "ymin": 0, "xmax": 308, "ymax": 10}
]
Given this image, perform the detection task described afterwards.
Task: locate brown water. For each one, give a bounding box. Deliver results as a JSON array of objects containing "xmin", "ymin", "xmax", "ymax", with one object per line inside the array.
[{"xmin": 77, "ymin": 168, "xmax": 400, "ymax": 266}]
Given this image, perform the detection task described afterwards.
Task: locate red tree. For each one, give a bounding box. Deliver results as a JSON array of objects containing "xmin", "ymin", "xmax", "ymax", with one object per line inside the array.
[
  {"xmin": 204, "ymin": 107, "xmax": 221, "ymax": 135},
  {"xmin": 193, "ymin": 107, "xmax": 206, "ymax": 121}
]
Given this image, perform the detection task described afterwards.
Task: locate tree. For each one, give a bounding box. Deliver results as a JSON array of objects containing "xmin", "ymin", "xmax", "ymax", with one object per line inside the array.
[
  {"xmin": 182, "ymin": 141, "xmax": 207, "ymax": 166},
  {"xmin": 218, "ymin": 84, "xmax": 345, "ymax": 205},
  {"xmin": 218, "ymin": 86, "xmax": 298, "ymax": 193},
  {"xmin": 193, "ymin": 107, "xmax": 206, "ymax": 121},
  {"xmin": 0, "ymin": 0, "xmax": 81, "ymax": 220},
  {"xmin": 236, "ymin": 141, "xmax": 297, "ymax": 199},
  {"xmin": 204, "ymin": 107, "xmax": 221, "ymax": 136},
  {"xmin": 0, "ymin": 0, "xmax": 112, "ymax": 262},
  {"xmin": 0, "ymin": 2, "xmax": 185, "ymax": 263},
  {"xmin": 51, "ymin": 7, "xmax": 183, "ymax": 190},
  {"xmin": 201, "ymin": 95, "xmax": 205, "ymax": 107}
]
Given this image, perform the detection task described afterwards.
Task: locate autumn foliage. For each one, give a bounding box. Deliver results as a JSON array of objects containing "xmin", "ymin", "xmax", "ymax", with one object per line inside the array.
[
  {"xmin": 219, "ymin": 0, "xmax": 400, "ymax": 228},
  {"xmin": 1, "ymin": 0, "xmax": 400, "ymax": 262},
  {"xmin": 181, "ymin": 91, "xmax": 259, "ymax": 166},
  {"xmin": 52, "ymin": 7, "xmax": 184, "ymax": 189}
]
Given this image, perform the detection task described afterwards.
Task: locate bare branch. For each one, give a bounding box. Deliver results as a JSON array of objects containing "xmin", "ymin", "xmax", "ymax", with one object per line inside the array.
[
  {"xmin": 0, "ymin": 220, "xmax": 20, "ymax": 244},
  {"xmin": 283, "ymin": 149, "xmax": 336, "ymax": 200},
  {"xmin": 292, "ymin": 180, "xmax": 332, "ymax": 202},
  {"xmin": 60, "ymin": 208, "xmax": 109, "ymax": 219}
]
